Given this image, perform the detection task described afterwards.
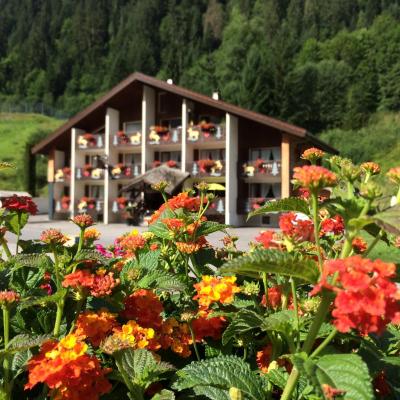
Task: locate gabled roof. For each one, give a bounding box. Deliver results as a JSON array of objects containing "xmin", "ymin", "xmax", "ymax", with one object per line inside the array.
[{"xmin": 32, "ymin": 72, "xmax": 337, "ymax": 154}]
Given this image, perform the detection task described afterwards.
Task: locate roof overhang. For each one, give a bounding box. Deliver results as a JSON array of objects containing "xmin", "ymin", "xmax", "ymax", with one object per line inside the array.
[{"xmin": 32, "ymin": 72, "xmax": 337, "ymax": 155}]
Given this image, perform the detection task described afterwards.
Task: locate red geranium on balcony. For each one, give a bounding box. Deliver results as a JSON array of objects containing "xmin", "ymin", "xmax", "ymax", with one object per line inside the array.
[
  {"xmin": 199, "ymin": 121, "xmax": 217, "ymax": 138},
  {"xmin": 83, "ymin": 164, "xmax": 93, "ymax": 177},
  {"xmin": 197, "ymin": 159, "xmax": 216, "ymax": 173},
  {"xmin": 61, "ymin": 196, "xmax": 70, "ymax": 210},
  {"xmin": 116, "ymin": 130, "xmax": 129, "ymax": 144},
  {"xmin": 254, "ymin": 158, "xmax": 267, "ymax": 173},
  {"xmin": 166, "ymin": 160, "xmax": 178, "ymax": 168},
  {"xmin": 79, "ymin": 196, "xmax": 96, "ymax": 210},
  {"xmin": 62, "ymin": 167, "xmax": 71, "ymax": 178},
  {"xmin": 152, "ymin": 160, "xmax": 162, "ymax": 168},
  {"xmin": 83, "ymin": 133, "xmax": 96, "ymax": 146},
  {"xmin": 116, "ymin": 197, "xmax": 127, "ymax": 209}
]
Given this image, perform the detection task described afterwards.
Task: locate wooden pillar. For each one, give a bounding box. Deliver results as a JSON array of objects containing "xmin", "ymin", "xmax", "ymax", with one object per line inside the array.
[
  {"xmin": 281, "ymin": 134, "xmax": 291, "ymax": 198},
  {"xmin": 141, "ymin": 85, "xmax": 155, "ymax": 173},
  {"xmin": 181, "ymin": 99, "xmax": 188, "ymax": 172},
  {"xmin": 47, "ymin": 148, "xmax": 55, "ymax": 219}
]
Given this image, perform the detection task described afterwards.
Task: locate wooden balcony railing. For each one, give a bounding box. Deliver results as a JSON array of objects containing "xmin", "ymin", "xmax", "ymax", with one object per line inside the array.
[
  {"xmin": 147, "ymin": 160, "xmax": 181, "ymax": 170},
  {"xmin": 206, "ymin": 197, "xmax": 225, "ymax": 215},
  {"xmin": 147, "ymin": 126, "xmax": 181, "ymax": 145},
  {"xmin": 110, "ymin": 164, "xmax": 141, "ymax": 179},
  {"xmin": 187, "ymin": 160, "xmax": 225, "ymax": 177},
  {"xmin": 113, "ymin": 131, "xmax": 142, "ymax": 147},
  {"xmin": 240, "ymin": 160, "xmax": 281, "ymax": 179},
  {"xmin": 76, "ymin": 166, "xmax": 105, "ymax": 180},
  {"xmin": 77, "ymin": 133, "xmax": 105, "ymax": 149},
  {"xmin": 76, "ymin": 198, "xmax": 104, "ymax": 213},
  {"xmin": 187, "ymin": 123, "xmax": 225, "ymax": 143}
]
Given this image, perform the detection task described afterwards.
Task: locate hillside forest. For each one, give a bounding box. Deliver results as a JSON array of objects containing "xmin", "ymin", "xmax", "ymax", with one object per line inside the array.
[{"xmin": 1, "ymin": 0, "xmax": 400, "ymax": 133}]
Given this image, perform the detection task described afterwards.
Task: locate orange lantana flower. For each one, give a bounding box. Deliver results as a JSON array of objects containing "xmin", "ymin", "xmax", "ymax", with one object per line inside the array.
[
  {"xmin": 193, "ymin": 275, "xmax": 241, "ymax": 309},
  {"xmin": 75, "ymin": 309, "xmax": 118, "ymax": 347},
  {"xmin": 25, "ymin": 334, "xmax": 111, "ymax": 400}
]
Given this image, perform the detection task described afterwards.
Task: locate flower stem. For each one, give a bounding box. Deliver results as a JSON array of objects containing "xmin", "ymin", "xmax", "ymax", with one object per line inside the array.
[
  {"xmin": 310, "ymin": 328, "xmax": 338, "ymax": 359},
  {"xmin": 311, "ymin": 193, "xmax": 323, "ymax": 272},
  {"xmin": 188, "ymin": 321, "xmax": 201, "ymax": 361},
  {"xmin": 280, "ymin": 291, "xmax": 333, "ymax": 400},
  {"xmin": 76, "ymin": 228, "xmax": 85, "ymax": 254},
  {"xmin": 53, "ymin": 298, "xmax": 65, "ymax": 337},
  {"xmin": 397, "ymin": 187, "xmax": 400, "ymax": 204},
  {"xmin": 2, "ymin": 306, "xmax": 11, "ymax": 399},
  {"xmin": 262, "ymin": 272, "xmax": 269, "ymax": 307},
  {"xmin": 290, "ymin": 278, "xmax": 300, "ymax": 350},
  {"xmin": 15, "ymin": 212, "xmax": 22, "ymax": 254},
  {"xmin": 69, "ymin": 295, "xmax": 86, "ymax": 334},
  {"xmin": 0, "ymin": 239, "xmax": 12, "ymax": 260},
  {"xmin": 364, "ymin": 230, "xmax": 382, "ymax": 257}
]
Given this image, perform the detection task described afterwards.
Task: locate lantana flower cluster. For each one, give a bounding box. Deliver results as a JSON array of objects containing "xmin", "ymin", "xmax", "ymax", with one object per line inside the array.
[
  {"xmin": 25, "ymin": 334, "xmax": 111, "ymax": 400},
  {"xmin": 312, "ymin": 256, "xmax": 400, "ymax": 335}
]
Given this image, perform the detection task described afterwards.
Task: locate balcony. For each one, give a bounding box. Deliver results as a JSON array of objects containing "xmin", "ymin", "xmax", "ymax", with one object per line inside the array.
[
  {"xmin": 76, "ymin": 165, "xmax": 104, "ymax": 180},
  {"xmin": 147, "ymin": 126, "xmax": 181, "ymax": 145},
  {"xmin": 237, "ymin": 197, "xmax": 275, "ymax": 214},
  {"xmin": 147, "ymin": 160, "xmax": 181, "ymax": 170},
  {"xmin": 77, "ymin": 133, "xmax": 105, "ymax": 149},
  {"xmin": 112, "ymin": 130, "xmax": 142, "ymax": 147},
  {"xmin": 54, "ymin": 167, "xmax": 71, "ymax": 183},
  {"xmin": 240, "ymin": 160, "xmax": 281, "ymax": 181},
  {"xmin": 206, "ymin": 197, "xmax": 225, "ymax": 215},
  {"xmin": 77, "ymin": 197, "xmax": 104, "ymax": 214},
  {"xmin": 187, "ymin": 160, "xmax": 225, "ymax": 177},
  {"xmin": 187, "ymin": 123, "xmax": 225, "ymax": 143},
  {"xmin": 110, "ymin": 164, "xmax": 141, "ymax": 179},
  {"xmin": 54, "ymin": 196, "xmax": 71, "ymax": 213}
]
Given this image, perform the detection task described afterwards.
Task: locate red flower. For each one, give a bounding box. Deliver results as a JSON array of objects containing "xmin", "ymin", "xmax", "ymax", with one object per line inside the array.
[
  {"xmin": 162, "ymin": 218, "xmax": 186, "ymax": 231},
  {"xmin": 256, "ymin": 345, "xmax": 273, "ymax": 373},
  {"xmin": 301, "ymin": 147, "xmax": 325, "ymax": 163},
  {"xmin": 279, "ymin": 212, "xmax": 314, "ymax": 242},
  {"xmin": 40, "ymin": 228, "xmax": 67, "ymax": 245},
  {"xmin": 192, "ymin": 310, "xmax": 226, "ymax": 341},
  {"xmin": 361, "ymin": 162, "xmax": 380, "ymax": 175},
  {"xmin": 255, "ymin": 231, "xmax": 280, "ymax": 249},
  {"xmin": 2, "ymin": 195, "xmax": 38, "ymax": 215},
  {"xmin": 261, "ymin": 286, "xmax": 283, "ymax": 309},
  {"xmin": 322, "ymin": 384, "xmax": 346, "ymax": 399},
  {"xmin": 311, "ymin": 256, "xmax": 400, "ymax": 335},
  {"xmin": 320, "ymin": 215, "xmax": 344, "ymax": 236},
  {"xmin": 352, "ymin": 237, "xmax": 367, "ymax": 253},
  {"xmin": 121, "ymin": 289, "xmax": 164, "ymax": 329},
  {"xmin": 0, "ymin": 290, "xmax": 20, "ymax": 305},
  {"xmin": 72, "ymin": 214, "xmax": 94, "ymax": 229},
  {"xmin": 293, "ymin": 165, "xmax": 337, "ymax": 191}
]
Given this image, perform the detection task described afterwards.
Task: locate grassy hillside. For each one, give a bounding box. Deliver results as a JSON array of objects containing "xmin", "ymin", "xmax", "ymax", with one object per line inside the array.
[
  {"xmin": 0, "ymin": 113, "xmax": 63, "ymax": 194},
  {"xmin": 319, "ymin": 112, "xmax": 400, "ymax": 172}
]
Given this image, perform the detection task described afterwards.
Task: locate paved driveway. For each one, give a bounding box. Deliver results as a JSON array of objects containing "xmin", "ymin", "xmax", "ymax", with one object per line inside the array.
[{"xmin": 3, "ymin": 215, "xmax": 267, "ymax": 251}]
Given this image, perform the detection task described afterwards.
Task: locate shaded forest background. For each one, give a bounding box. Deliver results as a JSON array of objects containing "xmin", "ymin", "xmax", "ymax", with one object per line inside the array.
[{"xmin": 1, "ymin": 0, "xmax": 400, "ymax": 133}]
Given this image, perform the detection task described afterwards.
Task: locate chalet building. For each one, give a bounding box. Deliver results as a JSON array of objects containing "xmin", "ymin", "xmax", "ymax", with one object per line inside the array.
[{"xmin": 32, "ymin": 73, "xmax": 336, "ymax": 226}]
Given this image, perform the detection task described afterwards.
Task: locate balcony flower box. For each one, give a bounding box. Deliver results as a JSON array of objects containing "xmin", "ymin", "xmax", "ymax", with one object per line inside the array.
[
  {"xmin": 111, "ymin": 164, "xmax": 132, "ymax": 179},
  {"xmin": 116, "ymin": 130, "xmax": 129, "ymax": 145},
  {"xmin": 61, "ymin": 196, "xmax": 70, "ymax": 210},
  {"xmin": 78, "ymin": 196, "xmax": 96, "ymax": 211},
  {"xmin": 165, "ymin": 160, "xmax": 178, "ymax": 168},
  {"xmin": 196, "ymin": 159, "xmax": 224, "ymax": 176},
  {"xmin": 54, "ymin": 167, "xmax": 71, "ymax": 182},
  {"xmin": 199, "ymin": 121, "xmax": 217, "ymax": 138},
  {"xmin": 77, "ymin": 133, "xmax": 102, "ymax": 148},
  {"xmin": 116, "ymin": 197, "xmax": 128, "ymax": 210},
  {"xmin": 149, "ymin": 126, "xmax": 170, "ymax": 144}
]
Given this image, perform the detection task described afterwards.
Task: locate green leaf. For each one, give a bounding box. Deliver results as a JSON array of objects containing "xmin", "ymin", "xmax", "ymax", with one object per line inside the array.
[
  {"xmin": 19, "ymin": 290, "xmax": 66, "ymax": 310},
  {"xmin": 301, "ymin": 354, "xmax": 374, "ymax": 400},
  {"xmin": 74, "ymin": 249, "xmax": 109, "ymax": 264},
  {"xmin": 5, "ymin": 212, "xmax": 29, "ymax": 235},
  {"xmin": 138, "ymin": 249, "xmax": 161, "ymax": 271},
  {"xmin": 173, "ymin": 356, "xmax": 266, "ymax": 400},
  {"xmin": 221, "ymin": 249, "xmax": 319, "ymax": 284},
  {"xmin": 266, "ymin": 368, "xmax": 288, "ymax": 389},
  {"xmin": 262, "ymin": 310, "xmax": 298, "ymax": 338},
  {"xmin": 113, "ymin": 348, "xmax": 174, "ymax": 396},
  {"xmin": 248, "ymin": 197, "xmax": 310, "ymax": 219},
  {"xmin": 151, "ymin": 390, "xmax": 175, "ymax": 400},
  {"xmin": 195, "ymin": 221, "xmax": 228, "ymax": 236},
  {"xmin": 373, "ymin": 205, "xmax": 400, "ymax": 235},
  {"xmin": 137, "ymin": 271, "xmax": 186, "ymax": 292},
  {"xmin": 222, "ymin": 310, "xmax": 264, "ymax": 345},
  {"xmin": 0, "ymin": 334, "xmax": 50, "ymax": 356}
]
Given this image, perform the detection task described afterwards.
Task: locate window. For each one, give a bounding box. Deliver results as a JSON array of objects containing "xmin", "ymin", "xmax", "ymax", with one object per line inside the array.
[
  {"xmin": 249, "ymin": 183, "xmax": 279, "ymax": 198},
  {"xmin": 84, "ymin": 185, "xmax": 104, "ymax": 199},
  {"xmin": 249, "ymin": 147, "xmax": 281, "ymax": 161},
  {"xmin": 160, "ymin": 118, "xmax": 182, "ymax": 128},
  {"xmin": 118, "ymin": 153, "xmax": 141, "ymax": 165},
  {"xmin": 124, "ymin": 121, "xmax": 141, "ymax": 133},
  {"xmin": 199, "ymin": 149, "xmax": 225, "ymax": 160},
  {"xmin": 160, "ymin": 151, "xmax": 181, "ymax": 162},
  {"xmin": 158, "ymin": 92, "xmax": 167, "ymax": 113}
]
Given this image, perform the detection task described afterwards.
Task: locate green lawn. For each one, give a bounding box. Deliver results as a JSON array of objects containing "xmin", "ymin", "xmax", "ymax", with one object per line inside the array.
[{"xmin": 0, "ymin": 113, "xmax": 63, "ymax": 193}]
